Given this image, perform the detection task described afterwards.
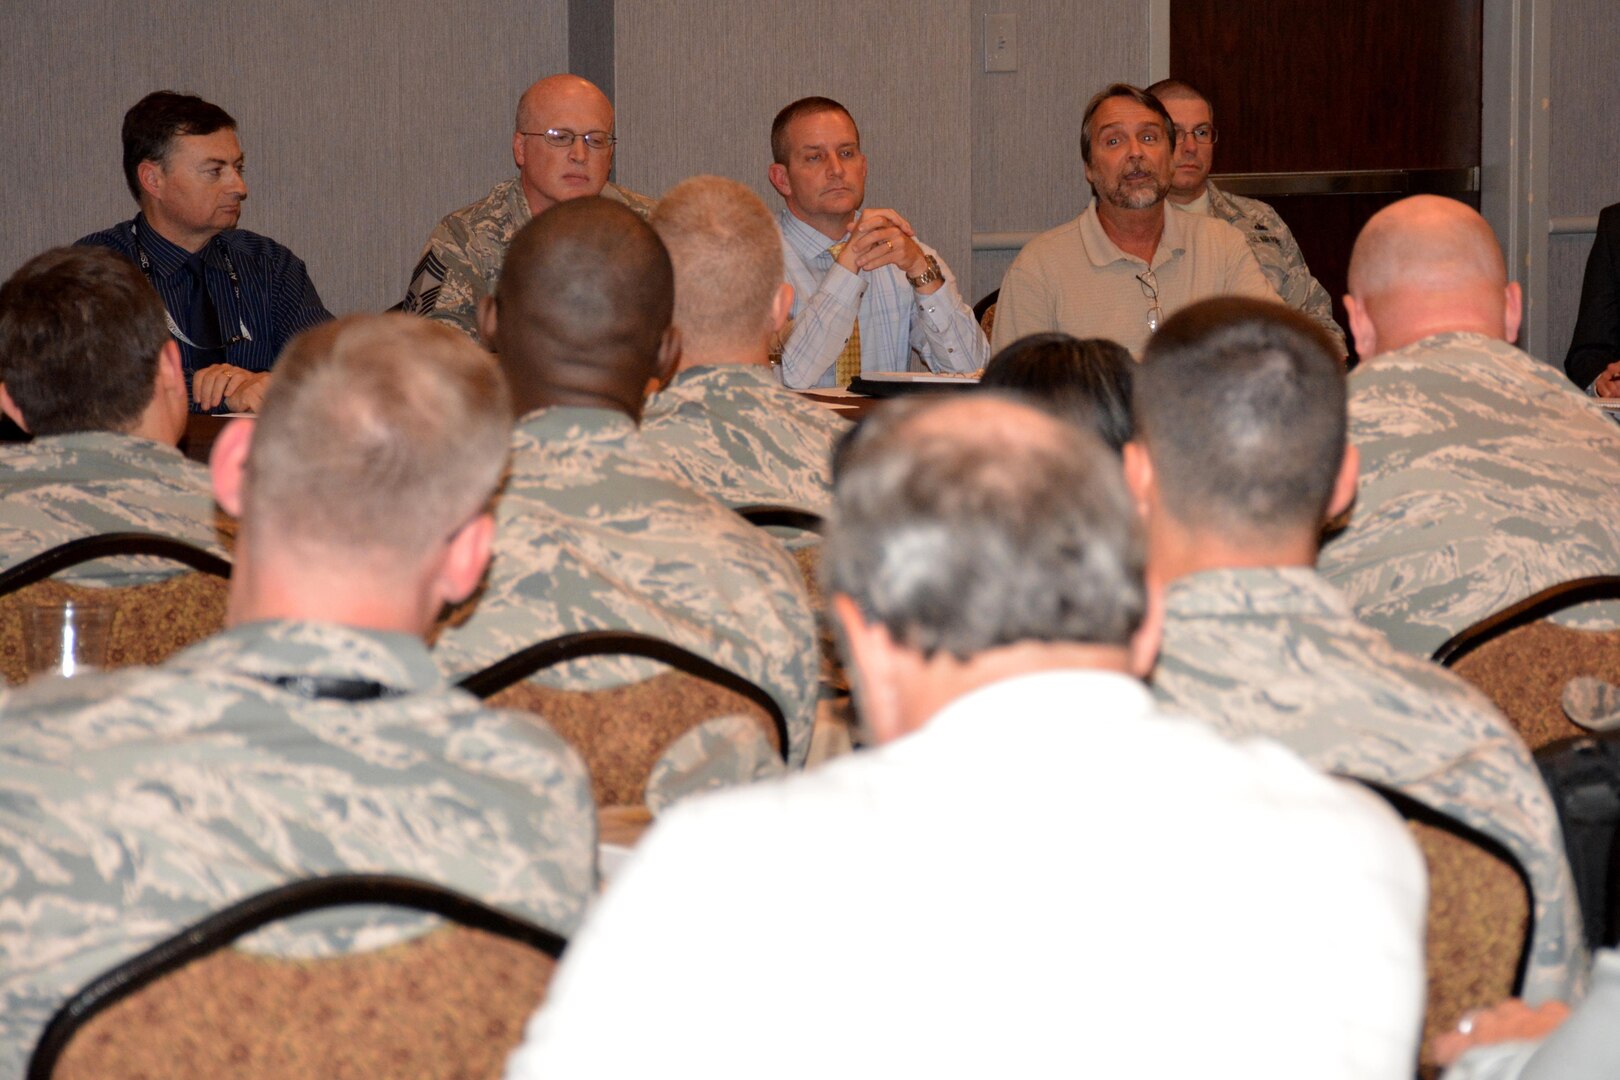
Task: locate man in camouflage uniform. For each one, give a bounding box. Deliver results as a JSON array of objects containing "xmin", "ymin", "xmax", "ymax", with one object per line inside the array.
[
  {"xmin": 1131, "ymin": 296, "xmax": 1584, "ymax": 1004},
  {"xmin": 0, "ymin": 246, "xmax": 230, "ymax": 585},
  {"xmin": 1146, "ymin": 80, "xmax": 1346, "ymax": 355},
  {"xmin": 401, "ymin": 74, "xmax": 655, "ymax": 344},
  {"xmin": 1319, "ymin": 195, "xmax": 1620, "ymax": 656},
  {"xmin": 503, "ymin": 393, "xmax": 1427, "ymax": 1080},
  {"xmin": 0, "ymin": 315, "xmax": 596, "ymax": 1074},
  {"xmin": 643, "ymin": 175, "xmax": 849, "ymax": 545},
  {"xmin": 433, "ymin": 197, "xmax": 819, "ymax": 799}
]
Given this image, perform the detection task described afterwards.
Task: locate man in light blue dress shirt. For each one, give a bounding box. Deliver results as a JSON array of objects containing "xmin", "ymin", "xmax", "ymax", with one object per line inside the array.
[{"xmin": 766, "ymin": 97, "xmax": 987, "ymax": 388}]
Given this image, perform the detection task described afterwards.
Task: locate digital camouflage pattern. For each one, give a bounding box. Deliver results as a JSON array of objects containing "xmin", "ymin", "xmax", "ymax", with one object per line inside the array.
[
  {"xmin": 1204, "ymin": 181, "xmax": 1346, "ymax": 354},
  {"xmin": 1152, "ymin": 566, "xmax": 1586, "ymax": 1003},
  {"xmin": 641, "ymin": 364, "xmax": 849, "ymax": 547},
  {"xmin": 644, "ymin": 714, "xmax": 789, "ymax": 816},
  {"xmin": 401, "ymin": 176, "xmax": 657, "ymax": 343},
  {"xmin": 433, "ymin": 407, "xmax": 820, "ymax": 776},
  {"xmin": 0, "ymin": 619, "xmax": 596, "ymax": 1076},
  {"xmin": 0, "ymin": 431, "xmax": 232, "ymax": 585},
  {"xmin": 1318, "ymin": 333, "xmax": 1620, "ymax": 656}
]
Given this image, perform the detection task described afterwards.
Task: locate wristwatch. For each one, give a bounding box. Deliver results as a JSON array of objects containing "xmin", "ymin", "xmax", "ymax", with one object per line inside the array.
[{"xmin": 906, "ymin": 254, "xmax": 943, "ymax": 289}]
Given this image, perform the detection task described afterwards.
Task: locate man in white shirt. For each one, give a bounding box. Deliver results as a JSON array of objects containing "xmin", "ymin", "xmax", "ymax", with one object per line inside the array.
[
  {"xmin": 768, "ymin": 96, "xmax": 987, "ymax": 388},
  {"xmin": 503, "ymin": 393, "xmax": 1428, "ymax": 1080}
]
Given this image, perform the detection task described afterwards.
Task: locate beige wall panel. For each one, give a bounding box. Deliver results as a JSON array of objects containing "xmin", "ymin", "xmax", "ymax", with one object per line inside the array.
[
  {"xmin": 0, "ymin": 0, "xmax": 567, "ymax": 315},
  {"xmin": 970, "ymin": 0, "xmax": 1148, "ymax": 300},
  {"xmin": 612, "ymin": 0, "xmax": 976, "ymax": 298}
]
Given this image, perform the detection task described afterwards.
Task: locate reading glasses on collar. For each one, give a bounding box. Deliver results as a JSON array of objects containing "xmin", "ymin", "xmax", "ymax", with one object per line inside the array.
[{"xmin": 521, "ymin": 128, "xmax": 617, "ymax": 150}]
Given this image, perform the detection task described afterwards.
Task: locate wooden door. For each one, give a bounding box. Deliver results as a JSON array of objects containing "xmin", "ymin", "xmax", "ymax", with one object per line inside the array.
[{"xmin": 1170, "ymin": 0, "xmax": 1483, "ymax": 361}]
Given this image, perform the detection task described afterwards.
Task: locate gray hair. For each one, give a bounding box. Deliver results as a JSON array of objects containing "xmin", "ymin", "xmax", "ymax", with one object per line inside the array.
[{"xmin": 824, "ymin": 395, "xmax": 1145, "ymax": 658}]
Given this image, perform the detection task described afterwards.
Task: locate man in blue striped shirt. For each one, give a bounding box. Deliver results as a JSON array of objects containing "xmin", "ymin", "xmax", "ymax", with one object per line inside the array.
[
  {"xmin": 78, "ymin": 92, "xmax": 332, "ymax": 414},
  {"xmin": 767, "ymin": 97, "xmax": 987, "ymax": 389}
]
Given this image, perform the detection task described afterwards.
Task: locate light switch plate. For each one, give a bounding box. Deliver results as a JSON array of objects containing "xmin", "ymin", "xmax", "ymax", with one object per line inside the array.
[{"xmin": 985, "ymin": 13, "xmax": 1017, "ymax": 73}]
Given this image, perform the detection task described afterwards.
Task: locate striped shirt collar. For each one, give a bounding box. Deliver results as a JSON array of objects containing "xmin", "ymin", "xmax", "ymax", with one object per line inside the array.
[
  {"xmin": 777, "ymin": 206, "xmax": 861, "ymax": 262},
  {"xmin": 131, "ymin": 213, "xmax": 223, "ymax": 281}
]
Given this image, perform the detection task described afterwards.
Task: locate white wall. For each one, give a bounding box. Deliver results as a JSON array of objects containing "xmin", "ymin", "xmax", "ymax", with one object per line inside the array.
[{"xmin": 612, "ymin": 0, "xmax": 975, "ymax": 297}]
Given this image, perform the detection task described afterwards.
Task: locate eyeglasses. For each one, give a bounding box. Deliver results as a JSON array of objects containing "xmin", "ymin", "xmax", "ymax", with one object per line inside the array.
[
  {"xmin": 519, "ymin": 128, "xmax": 617, "ymax": 151},
  {"xmin": 1173, "ymin": 125, "xmax": 1219, "ymax": 146},
  {"xmin": 1136, "ymin": 270, "xmax": 1163, "ymax": 334}
]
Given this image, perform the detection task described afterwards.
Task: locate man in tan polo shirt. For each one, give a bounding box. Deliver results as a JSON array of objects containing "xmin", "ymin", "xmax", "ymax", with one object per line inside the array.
[{"xmin": 991, "ymin": 83, "xmax": 1276, "ymax": 355}]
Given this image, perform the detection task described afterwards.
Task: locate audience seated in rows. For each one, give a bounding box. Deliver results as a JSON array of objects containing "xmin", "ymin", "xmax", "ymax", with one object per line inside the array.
[
  {"xmin": 77, "ymin": 91, "xmax": 331, "ymax": 414},
  {"xmin": 0, "ymin": 246, "xmax": 231, "ymax": 584},
  {"xmin": 1318, "ymin": 195, "xmax": 1620, "ymax": 656},
  {"xmin": 992, "ymin": 82, "xmax": 1276, "ymax": 356},
  {"xmin": 979, "ymin": 331, "xmax": 1134, "ymax": 453},
  {"xmin": 0, "ymin": 313, "xmax": 596, "ymax": 1076},
  {"xmin": 432, "ymin": 196, "xmax": 819, "ymax": 801},
  {"xmin": 403, "ymin": 74, "xmax": 655, "ymax": 344},
  {"xmin": 503, "ymin": 393, "xmax": 1426, "ymax": 1080},
  {"xmin": 1133, "ymin": 296, "xmax": 1583, "ymax": 1003},
  {"xmin": 642, "ymin": 174, "xmax": 848, "ymax": 539}
]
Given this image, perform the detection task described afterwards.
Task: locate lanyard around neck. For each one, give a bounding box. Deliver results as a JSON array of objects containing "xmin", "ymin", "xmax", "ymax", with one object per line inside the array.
[{"xmin": 129, "ymin": 220, "xmax": 253, "ymax": 348}]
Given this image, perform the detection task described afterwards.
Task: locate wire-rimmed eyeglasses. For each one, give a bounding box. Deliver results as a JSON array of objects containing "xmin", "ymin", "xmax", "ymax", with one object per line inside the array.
[
  {"xmin": 519, "ymin": 128, "xmax": 617, "ymax": 151},
  {"xmin": 1136, "ymin": 270, "xmax": 1164, "ymax": 334},
  {"xmin": 1173, "ymin": 125, "xmax": 1219, "ymax": 146}
]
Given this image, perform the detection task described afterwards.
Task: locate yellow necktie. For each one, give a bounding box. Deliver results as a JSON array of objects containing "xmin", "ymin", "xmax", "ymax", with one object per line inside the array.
[{"xmin": 828, "ymin": 242, "xmax": 862, "ymax": 386}]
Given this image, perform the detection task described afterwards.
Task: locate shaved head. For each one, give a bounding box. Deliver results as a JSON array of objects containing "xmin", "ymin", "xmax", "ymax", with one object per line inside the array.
[
  {"xmin": 515, "ymin": 74, "xmax": 612, "ymax": 133},
  {"xmin": 651, "ymin": 175, "xmax": 784, "ymax": 360},
  {"xmin": 1346, "ymin": 196, "xmax": 1520, "ymax": 355},
  {"xmin": 1349, "ymin": 195, "xmax": 1506, "ymax": 297},
  {"xmin": 487, "ymin": 196, "xmax": 675, "ymax": 417},
  {"xmin": 1144, "ymin": 78, "xmax": 1208, "ymax": 109}
]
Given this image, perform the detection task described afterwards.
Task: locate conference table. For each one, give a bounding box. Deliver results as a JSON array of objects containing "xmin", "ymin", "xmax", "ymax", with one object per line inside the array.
[{"xmin": 180, "ymin": 414, "xmax": 237, "ymax": 464}]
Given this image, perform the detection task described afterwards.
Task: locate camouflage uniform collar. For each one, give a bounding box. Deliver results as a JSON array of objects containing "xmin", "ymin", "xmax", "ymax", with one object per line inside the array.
[
  {"xmin": 1165, "ymin": 566, "xmax": 1353, "ymax": 621},
  {"xmin": 498, "ymin": 176, "xmax": 534, "ymax": 230},
  {"xmin": 1362, "ymin": 332, "xmax": 1528, "ymax": 379},
  {"xmin": 1395, "ymin": 330, "xmax": 1502, "ymax": 355},
  {"xmin": 666, "ymin": 364, "xmax": 778, "ymax": 390},
  {"xmin": 503, "ymin": 175, "xmax": 650, "ymax": 226},
  {"xmin": 170, "ymin": 619, "xmax": 444, "ymax": 694},
  {"xmin": 1202, "ymin": 181, "xmax": 1238, "ymax": 218},
  {"xmin": 32, "ymin": 430, "xmax": 189, "ymax": 462},
  {"xmin": 514, "ymin": 404, "xmax": 637, "ymax": 444}
]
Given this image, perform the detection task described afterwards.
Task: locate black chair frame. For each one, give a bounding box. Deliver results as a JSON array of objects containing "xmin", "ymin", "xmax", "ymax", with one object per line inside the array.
[
  {"xmin": 1359, "ymin": 780, "xmax": 1536, "ymax": 992},
  {"xmin": 972, "ymin": 288, "xmax": 1000, "ymax": 324},
  {"xmin": 1432, "ymin": 575, "xmax": 1620, "ymax": 667},
  {"xmin": 27, "ymin": 873, "xmax": 566, "ymax": 1080},
  {"xmin": 734, "ymin": 504, "xmax": 825, "ymax": 535},
  {"xmin": 456, "ymin": 628, "xmax": 790, "ymax": 760},
  {"xmin": 0, "ymin": 533, "xmax": 231, "ymax": 597}
]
